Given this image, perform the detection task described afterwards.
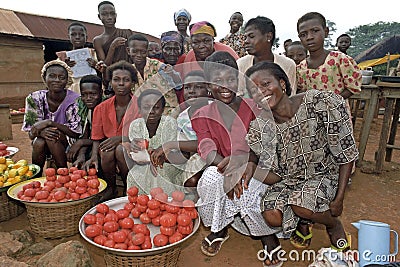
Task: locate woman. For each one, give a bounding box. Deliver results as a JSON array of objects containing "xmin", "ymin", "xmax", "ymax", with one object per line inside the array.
[
  {"xmin": 192, "ymin": 51, "xmax": 278, "ymax": 260},
  {"xmin": 219, "ymin": 12, "xmax": 247, "ymax": 57},
  {"xmin": 173, "ymin": 8, "xmax": 192, "ymax": 54},
  {"xmin": 22, "ymin": 60, "xmax": 81, "ymax": 174},
  {"xmin": 245, "ymin": 62, "xmax": 358, "ymax": 265}
]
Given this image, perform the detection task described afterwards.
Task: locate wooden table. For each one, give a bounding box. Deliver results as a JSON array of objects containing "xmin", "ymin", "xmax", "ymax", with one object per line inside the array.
[
  {"xmin": 350, "ymin": 84, "xmax": 380, "ymax": 164},
  {"xmin": 375, "ymin": 81, "xmax": 400, "ymax": 172}
]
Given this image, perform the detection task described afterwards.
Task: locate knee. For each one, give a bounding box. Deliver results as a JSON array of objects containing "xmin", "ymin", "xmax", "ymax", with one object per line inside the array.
[
  {"xmin": 115, "ymin": 144, "xmax": 125, "ymax": 160},
  {"xmin": 263, "ymin": 209, "xmax": 283, "ymax": 227},
  {"xmin": 32, "ymin": 137, "xmax": 46, "ymax": 150},
  {"xmin": 184, "ymin": 176, "xmax": 199, "ymax": 188},
  {"xmin": 291, "ymin": 205, "xmax": 313, "ymax": 219}
]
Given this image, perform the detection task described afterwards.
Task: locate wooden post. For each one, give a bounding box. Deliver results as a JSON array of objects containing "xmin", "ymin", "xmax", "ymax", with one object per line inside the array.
[{"xmin": 0, "ymin": 104, "xmax": 13, "ymax": 141}]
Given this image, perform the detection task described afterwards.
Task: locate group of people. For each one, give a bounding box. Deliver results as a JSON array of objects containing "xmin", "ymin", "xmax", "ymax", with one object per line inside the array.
[{"xmin": 21, "ymin": 1, "xmax": 363, "ymax": 266}]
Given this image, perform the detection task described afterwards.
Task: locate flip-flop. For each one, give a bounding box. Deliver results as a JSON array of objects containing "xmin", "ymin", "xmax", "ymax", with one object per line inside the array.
[
  {"xmin": 258, "ymin": 244, "xmax": 283, "ymax": 267},
  {"xmin": 200, "ymin": 234, "xmax": 230, "ymax": 257},
  {"xmin": 331, "ymin": 232, "xmax": 352, "ymax": 252},
  {"xmin": 290, "ymin": 225, "xmax": 312, "ymax": 249}
]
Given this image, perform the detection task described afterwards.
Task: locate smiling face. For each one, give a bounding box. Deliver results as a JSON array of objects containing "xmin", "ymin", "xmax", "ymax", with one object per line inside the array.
[
  {"xmin": 110, "ymin": 69, "xmax": 133, "ymax": 96},
  {"xmin": 139, "ymin": 94, "xmax": 164, "ymax": 124},
  {"xmin": 247, "ymin": 69, "xmax": 285, "ymax": 110},
  {"xmin": 80, "ymin": 83, "xmax": 102, "ymax": 109},
  {"xmin": 244, "ymin": 25, "xmax": 270, "ymax": 56},
  {"xmin": 127, "ymin": 39, "xmax": 148, "ymax": 68},
  {"xmin": 68, "ymin": 25, "xmax": 87, "ymax": 49},
  {"xmin": 183, "ymin": 75, "xmax": 208, "ymax": 106},
  {"xmin": 45, "ymin": 65, "xmax": 68, "ymax": 93},
  {"xmin": 229, "ymin": 13, "xmax": 243, "ymax": 33},
  {"xmin": 208, "ymin": 68, "xmax": 238, "ymax": 105},
  {"xmin": 98, "ymin": 3, "xmax": 117, "ymax": 27},
  {"xmin": 175, "ymin": 16, "xmax": 189, "ymax": 33},
  {"xmin": 297, "ymin": 18, "xmax": 328, "ymax": 53}
]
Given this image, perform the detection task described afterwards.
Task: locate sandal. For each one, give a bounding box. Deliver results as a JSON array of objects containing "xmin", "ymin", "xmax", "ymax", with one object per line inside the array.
[
  {"xmin": 290, "ymin": 225, "xmax": 313, "ymax": 249},
  {"xmin": 200, "ymin": 233, "xmax": 230, "ymax": 257},
  {"xmin": 258, "ymin": 244, "xmax": 283, "ymax": 267},
  {"xmin": 331, "ymin": 232, "xmax": 352, "ymax": 252}
]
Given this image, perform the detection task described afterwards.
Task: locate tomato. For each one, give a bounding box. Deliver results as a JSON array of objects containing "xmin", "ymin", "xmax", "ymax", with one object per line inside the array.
[
  {"xmin": 169, "ymin": 231, "xmax": 183, "ymax": 244},
  {"xmin": 131, "ymin": 232, "xmax": 145, "ymax": 246},
  {"xmin": 104, "ymin": 239, "xmax": 115, "ymax": 248},
  {"xmin": 133, "ymin": 224, "xmax": 150, "ymax": 236},
  {"xmin": 52, "ymin": 190, "xmax": 65, "ymax": 201},
  {"xmin": 188, "ymin": 209, "xmax": 198, "ymax": 219},
  {"xmin": 96, "ymin": 203, "xmax": 109, "ymax": 214},
  {"xmin": 119, "ymin": 217, "xmax": 134, "ymax": 229},
  {"xmin": 159, "ymin": 203, "xmax": 166, "ymax": 211},
  {"xmin": 93, "ymin": 235, "xmax": 107, "ymax": 246},
  {"xmin": 0, "ymin": 144, "xmax": 7, "ymax": 150},
  {"xmin": 141, "ymin": 240, "xmax": 152, "ymax": 250},
  {"xmin": 113, "ymin": 230, "xmax": 127, "ymax": 243},
  {"xmin": 124, "ymin": 202, "xmax": 134, "ymax": 212},
  {"xmin": 165, "ymin": 204, "xmax": 180, "ymax": 214},
  {"xmin": 160, "ymin": 225, "xmax": 175, "ymax": 236},
  {"xmin": 57, "ymin": 168, "xmax": 69, "ymax": 176},
  {"xmin": 85, "ymin": 224, "xmax": 102, "ymax": 238},
  {"xmin": 104, "ymin": 213, "xmax": 119, "ymax": 222},
  {"xmin": 150, "ymin": 187, "xmax": 164, "ymax": 198},
  {"xmin": 178, "ymin": 222, "xmax": 194, "ymax": 235},
  {"xmin": 128, "ymin": 245, "xmax": 141, "ymax": 250},
  {"xmin": 155, "ymin": 192, "xmax": 168, "ymax": 203},
  {"xmin": 24, "ymin": 188, "xmax": 36, "ymax": 197},
  {"xmin": 177, "ymin": 214, "xmax": 191, "ymax": 226},
  {"xmin": 147, "ymin": 199, "xmax": 160, "ymax": 210},
  {"xmin": 44, "ymin": 168, "xmax": 56, "ymax": 177},
  {"xmin": 17, "ymin": 191, "xmax": 24, "ymax": 199},
  {"xmin": 88, "ymin": 168, "xmax": 97, "ymax": 176},
  {"xmin": 70, "ymin": 174, "xmax": 81, "ymax": 182},
  {"xmin": 95, "ymin": 213, "xmax": 105, "ymax": 225},
  {"xmin": 87, "ymin": 188, "xmax": 99, "ymax": 196},
  {"xmin": 146, "ymin": 208, "xmax": 160, "ymax": 219},
  {"xmin": 83, "ymin": 214, "xmax": 97, "ymax": 225},
  {"xmin": 75, "ymin": 186, "xmax": 87, "ymax": 194},
  {"xmin": 35, "ymin": 190, "xmax": 49, "ymax": 200},
  {"xmin": 128, "ymin": 196, "xmax": 138, "ymax": 203},
  {"xmin": 69, "ymin": 166, "xmax": 78, "ymax": 173},
  {"xmin": 32, "ymin": 181, "xmax": 41, "ymax": 188},
  {"xmin": 127, "ymin": 186, "xmax": 139, "ymax": 197},
  {"xmin": 22, "ymin": 183, "xmax": 33, "ymax": 191},
  {"xmin": 160, "ymin": 213, "xmax": 177, "ymax": 227},
  {"xmin": 70, "ymin": 192, "xmax": 80, "ymax": 200},
  {"xmin": 87, "ymin": 175, "xmax": 98, "ymax": 180},
  {"xmin": 137, "ymin": 195, "xmax": 149, "ymax": 206},
  {"xmin": 103, "ymin": 221, "xmax": 119, "ymax": 233},
  {"xmin": 54, "ymin": 181, "xmax": 62, "ymax": 188},
  {"xmin": 182, "ymin": 199, "xmax": 196, "ymax": 210},
  {"xmin": 171, "ymin": 190, "xmax": 185, "ymax": 202},
  {"xmin": 87, "ymin": 179, "xmax": 100, "ymax": 189},
  {"xmin": 139, "ymin": 213, "xmax": 151, "ymax": 224},
  {"xmin": 76, "ymin": 178, "xmax": 87, "ymax": 187},
  {"xmin": 153, "ymin": 234, "xmax": 169, "ymax": 247},
  {"xmin": 151, "ymin": 216, "xmax": 161, "ymax": 226},
  {"xmin": 114, "ymin": 243, "xmax": 128, "ymax": 250},
  {"xmin": 57, "ymin": 175, "xmax": 70, "ymax": 184},
  {"xmin": 116, "ymin": 209, "xmax": 130, "ymax": 219},
  {"xmin": 130, "ymin": 207, "xmax": 141, "ymax": 218},
  {"xmin": 136, "ymin": 204, "xmax": 147, "ymax": 213}
]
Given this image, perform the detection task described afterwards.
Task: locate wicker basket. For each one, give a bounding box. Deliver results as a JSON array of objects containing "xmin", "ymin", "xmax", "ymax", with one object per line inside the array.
[
  {"xmin": 25, "ymin": 198, "xmax": 93, "ymax": 239},
  {"xmin": 0, "ymin": 191, "xmax": 25, "ymax": 222},
  {"xmin": 104, "ymin": 246, "xmax": 182, "ymax": 267}
]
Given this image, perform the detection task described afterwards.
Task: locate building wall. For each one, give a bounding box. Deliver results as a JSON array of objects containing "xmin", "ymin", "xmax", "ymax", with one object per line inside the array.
[{"xmin": 0, "ymin": 35, "xmax": 44, "ymax": 109}]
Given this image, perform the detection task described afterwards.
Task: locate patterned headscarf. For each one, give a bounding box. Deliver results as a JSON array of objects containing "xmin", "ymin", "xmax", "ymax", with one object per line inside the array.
[
  {"xmin": 41, "ymin": 59, "xmax": 73, "ymax": 88},
  {"xmin": 189, "ymin": 21, "xmax": 216, "ymax": 37},
  {"xmin": 161, "ymin": 31, "xmax": 184, "ymax": 50},
  {"xmin": 174, "ymin": 8, "xmax": 191, "ymax": 23}
]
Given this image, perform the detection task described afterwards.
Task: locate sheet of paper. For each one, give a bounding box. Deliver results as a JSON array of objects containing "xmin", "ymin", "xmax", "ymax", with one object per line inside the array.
[{"xmin": 66, "ymin": 48, "xmax": 97, "ymax": 78}]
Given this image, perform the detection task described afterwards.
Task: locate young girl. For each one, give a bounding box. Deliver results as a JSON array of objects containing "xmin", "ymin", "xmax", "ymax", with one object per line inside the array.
[{"xmin": 126, "ymin": 89, "xmax": 182, "ymax": 195}]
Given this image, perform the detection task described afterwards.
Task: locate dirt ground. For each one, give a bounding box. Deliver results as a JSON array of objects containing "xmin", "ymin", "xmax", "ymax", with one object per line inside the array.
[{"xmin": 1, "ymin": 116, "xmax": 399, "ymax": 267}]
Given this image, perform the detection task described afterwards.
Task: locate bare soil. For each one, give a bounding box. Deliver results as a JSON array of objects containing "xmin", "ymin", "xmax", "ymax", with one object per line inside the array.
[{"xmin": 1, "ymin": 116, "xmax": 399, "ymax": 267}]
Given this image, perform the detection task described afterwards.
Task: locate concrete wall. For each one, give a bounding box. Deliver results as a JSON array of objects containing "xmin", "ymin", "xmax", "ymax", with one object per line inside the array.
[{"xmin": 0, "ymin": 35, "xmax": 44, "ymax": 108}]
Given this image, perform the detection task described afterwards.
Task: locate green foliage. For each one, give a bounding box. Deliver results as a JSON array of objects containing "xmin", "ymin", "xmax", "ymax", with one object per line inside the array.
[
  {"xmin": 346, "ymin": 21, "xmax": 400, "ymax": 58},
  {"xmin": 325, "ymin": 20, "xmax": 337, "ymax": 49}
]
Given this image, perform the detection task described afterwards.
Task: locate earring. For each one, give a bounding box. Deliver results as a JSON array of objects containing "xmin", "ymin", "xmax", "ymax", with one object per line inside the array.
[{"xmin": 267, "ymin": 39, "xmax": 271, "ymax": 42}]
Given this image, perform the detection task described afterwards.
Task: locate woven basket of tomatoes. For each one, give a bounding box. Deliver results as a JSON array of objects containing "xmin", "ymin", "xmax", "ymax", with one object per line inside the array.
[
  {"xmin": 79, "ymin": 186, "xmax": 199, "ymax": 267},
  {"xmin": 7, "ymin": 167, "xmax": 106, "ymax": 239}
]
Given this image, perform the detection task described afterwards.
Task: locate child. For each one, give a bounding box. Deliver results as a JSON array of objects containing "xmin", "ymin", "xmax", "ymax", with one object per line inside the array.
[
  {"xmin": 85, "ymin": 60, "xmax": 141, "ymax": 200},
  {"xmin": 22, "ymin": 60, "xmax": 81, "ymax": 174},
  {"xmin": 56, "ymin": 22, "xmax": 99, "ymax": 94},
  {"xmin": 67, "ymin": 75, "xmax": 104, "ymax": 167},
  {"xmin": 286, "ymin": 41, "xmax": 307, "ymax": 65},
  {"xmin": 126, "ymin": 89, "xmax": 182, "ymax": 195},
  {"xmin": 336, "ymin": 34, "xmax": 352, "ymax": 55},
  {"xmin": 296, "ymin": 12, "xmax": 361, "ymax": 99},
  {"xmin": 148, "ymin": 41, "xmax": 162, "ymax": 60}
]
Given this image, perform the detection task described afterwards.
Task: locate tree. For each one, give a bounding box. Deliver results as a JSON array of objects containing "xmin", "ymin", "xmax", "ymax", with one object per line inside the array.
[
  {"xmin": 346, "ymin": 21, "xmax": 400, "ymax": 58},
  {"xmin": 325, "ymin": 20, "xmax": 337, "ymax": 49}
]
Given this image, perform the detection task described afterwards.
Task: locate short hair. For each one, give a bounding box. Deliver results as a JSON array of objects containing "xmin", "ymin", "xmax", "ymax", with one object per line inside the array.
[
  {"xmin": 297, "ymin": 12, "xmax": 326, "ymax": 32},
  {"xmin": 245, "ymin": 16, "xmax": 276, "ymax": 43},
  {"xmin": 98, "ymin": 1, "xmax": 114, "ymax": 11},
  {"xmin": 68, "ymin": 21, "xmax": 87, "ymax": 33},
  {"xmin": 287, "ymin": 40, "xmax": 306, "ymax": 51},
  {"xmin": 284, "ymin": 39, "xmax": 292, "ymax": 45},
  {"xmin": 184, "ymin": 70, "xmax": 206, "ymax": 82},
  {"xmin": 245, "ymin": 61, "xmax": 292, "ymax": 96},
  {"xmin": 128, "ymin": 34, "xmax": 149, "ymax": 45},
  {"xmin": 80, "ymin": 74, "xmax": 102, "ymax": 90},
  {"xmin": 137, "ymin": 89, "xmax": 166, "ymax": 109},
  {"xmin": 106, "ymin": 60, "xmax": 138, "ymax": 84},
  {"xmin": 204, "ymin": 51, "xmax": 238, "ymax": 80},
  {"xmin": 230, "ymin": 12, "xmax": 243, "ymax": 20},
  {"xmin": 336, "ymin": 33, "xmax": 351, "ymax": 43}
]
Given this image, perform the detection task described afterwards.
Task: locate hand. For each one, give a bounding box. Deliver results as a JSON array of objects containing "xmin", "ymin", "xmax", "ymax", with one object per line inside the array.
[
  {"xmin": 86, "ymin": 58, "xmax": 98, "ymax": 69},
  {"xmin": 110, "ymin": 37, "xmax": 127, "ymax": 50},
  {"xmin": 83, "ymin": 156, "xmax": 98, "ymax": 172},
  {"xmin": 65, "ymin": 57, "xmax": 76, "ymax": 68},
  {"xmin": 99, "ymin": 136, "xmax": 121, "ymax": 152},
  {"xmin": 95, "ymin": 61, "xmax": 107, "ymax": 73},
  {"xmin": 130, "ymin": 138, "xmax": 147, "ymax": 153},
  {"xmin": 329, "ymin": 198, "xmax": 344, "ymax": 217},
  {"xmin": 217, "ymin": 154, "xmax": 249, "ymax": 176},
  {"xmin": 242, "ymin": 162, "xmax": 257, "ymax": 189},
  {"xmin": 72, "ymin": 154, "xmax": 86, "ymax": 168},
  {"xmin": 40, "ymin": 127, "xmax": 60, "ymax": 142},
  {"xmin": 33, "ymin": 120, "xmax": 53, "ymax": 132},
  {"xmin": 224, "ymin": 177, "xmax": 243, "ymax": 200},
  {"xmin": 67, "ymin": 141, "xmax": 81, "ymax": 162},
  {"xmin": 150, "ymin": 147, "xmax": 166, "ymax": 168}
]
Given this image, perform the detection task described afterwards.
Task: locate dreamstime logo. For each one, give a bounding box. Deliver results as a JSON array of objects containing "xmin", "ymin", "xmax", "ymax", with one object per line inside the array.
[{"xmin": 336, "ymin": 238, "xmax": 348, "ymax": 249}]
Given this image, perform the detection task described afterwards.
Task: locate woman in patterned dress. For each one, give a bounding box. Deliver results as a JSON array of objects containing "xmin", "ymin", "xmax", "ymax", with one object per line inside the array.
[{"xmin": 245, "ymin": 61, "xmax": 358, "ymax": 265}]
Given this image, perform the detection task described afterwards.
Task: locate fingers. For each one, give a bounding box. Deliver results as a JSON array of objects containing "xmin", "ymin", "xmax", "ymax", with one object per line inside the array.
[{"xmin": 217, "ymin": 157, "xmax": 230, "ymax": 173}]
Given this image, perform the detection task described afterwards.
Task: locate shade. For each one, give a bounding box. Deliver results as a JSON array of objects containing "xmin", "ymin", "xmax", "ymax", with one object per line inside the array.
[{"xmin": 358, "ymin": 54, "xmax": 400, "ymax": 69}]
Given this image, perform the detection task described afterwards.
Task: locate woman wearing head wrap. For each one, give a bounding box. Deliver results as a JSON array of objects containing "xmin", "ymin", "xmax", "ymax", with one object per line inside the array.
[
  {"xmin": 183, "ymin": 21, "xmax": 239, "ymax": 76},
  {"xmin": 22, "ymin": 60, "xmax": 82, "ymax": 174},
  {"xmin": 174, "ymin": 8, "xmax": 192, "ymax": 53}
]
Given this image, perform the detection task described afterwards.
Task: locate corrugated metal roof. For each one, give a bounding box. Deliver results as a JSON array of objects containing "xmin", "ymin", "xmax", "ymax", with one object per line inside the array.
[
  {"xmin": 0, "ymin": 8, "xmax": 158, "ymax": 43},
  {"xmin": 0, "ymin": 8, "xmax": 33, "ymax": 36}
]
